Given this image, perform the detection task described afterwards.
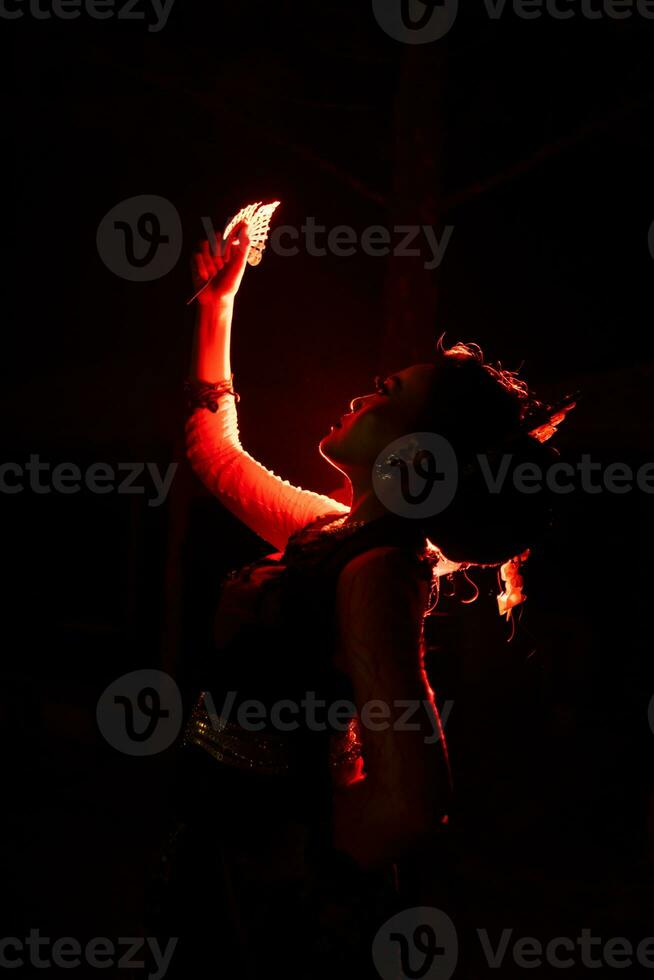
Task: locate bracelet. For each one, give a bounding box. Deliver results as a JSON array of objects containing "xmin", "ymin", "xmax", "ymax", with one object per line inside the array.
[{"xmin": 184, "ymin": 375, "xmax": 240, "ymax": 413}]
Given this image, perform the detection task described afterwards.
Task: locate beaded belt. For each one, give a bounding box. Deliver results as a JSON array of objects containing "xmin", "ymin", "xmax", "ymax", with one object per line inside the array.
[{"xmin": 183, "ymin": 693, "xmax": 363, "ymax": 776}]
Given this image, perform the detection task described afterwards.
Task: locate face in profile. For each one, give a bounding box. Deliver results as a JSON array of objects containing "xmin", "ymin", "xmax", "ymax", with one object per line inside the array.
[{"xmin": 319, "ymin": 362, "xmax": 439, "ymax": 473}]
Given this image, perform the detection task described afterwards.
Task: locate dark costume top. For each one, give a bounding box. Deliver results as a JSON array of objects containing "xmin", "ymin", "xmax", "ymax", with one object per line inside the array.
[{"xmin": 146, "ymin": 510, "xmax": 435, "ymax": 980}]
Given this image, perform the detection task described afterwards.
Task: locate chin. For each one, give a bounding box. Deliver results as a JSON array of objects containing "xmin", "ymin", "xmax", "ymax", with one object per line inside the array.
[
  {"xmin": 319, "ymin": 426, "xmax": 347, "ymax": 465},
  {"xmin": 319, "ymin": 430, "xmax": 337, "ymax": 460}
]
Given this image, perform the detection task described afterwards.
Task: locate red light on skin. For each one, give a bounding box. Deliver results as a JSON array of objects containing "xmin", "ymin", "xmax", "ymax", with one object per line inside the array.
[{"xmin": 330, "ymin": 410, "xmax": 353, "ymax": 432}]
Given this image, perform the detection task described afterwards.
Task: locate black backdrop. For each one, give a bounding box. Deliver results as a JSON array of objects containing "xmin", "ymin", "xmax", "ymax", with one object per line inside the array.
[{"xmin": 4, "ymin": 2, "xmax": 654, "ymax": 975}]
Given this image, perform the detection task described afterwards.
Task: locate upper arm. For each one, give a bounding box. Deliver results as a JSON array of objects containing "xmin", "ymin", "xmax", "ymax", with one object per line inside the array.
[
  {"xmin": 185, "ymin": 399, "xmax": 348, "ymax": 550},
  {"xmin": 335, "ymin": 547, "xmax": 449, "ymax": 826}
]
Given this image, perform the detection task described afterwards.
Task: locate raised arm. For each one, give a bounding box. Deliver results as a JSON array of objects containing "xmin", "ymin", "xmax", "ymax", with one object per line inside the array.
[{"xmin": 186, "ymin": 227, "xmax": 347, "ymax": 551}]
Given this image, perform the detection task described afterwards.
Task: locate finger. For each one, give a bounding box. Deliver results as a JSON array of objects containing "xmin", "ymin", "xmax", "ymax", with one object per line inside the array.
[
  {"xmin": 207, "ymin": 230, "xmax": 223, "ymax": 261},
  {"xmin": 223, "ymin": 223, "xmax": 241, "ymax": 264},
  {"xmin": 202, "ymin": 238, "xmax": 223, "ymax": 275},
  {"xmin": 233, "ymin": 225, "xmax": 251, "ymax": 266},
  {"xmin": 232, "ymin": 219, "xmax": 250, "ymax": 247},
  {"xmin": 238, "ymin": 220, "xmax": 251, "ymax": 254},
  {"xmin": 224, "ymin": 220, "xmax": 250, "ymax": 264},
  {"xmin": 193, "ymin": 249, "xmax": 210, "ymax": 283}
]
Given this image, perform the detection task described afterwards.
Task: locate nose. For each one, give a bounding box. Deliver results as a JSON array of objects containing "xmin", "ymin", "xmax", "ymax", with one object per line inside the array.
[{"xmin": 349, "ymin": 394, "xmax": 366, "ymax": 412}]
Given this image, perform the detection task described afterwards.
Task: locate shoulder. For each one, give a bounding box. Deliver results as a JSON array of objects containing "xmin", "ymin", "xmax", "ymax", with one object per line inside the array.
[
  {"xmin": 338, "ymin": 544, "xmax": 431, "ymax": 587},
  {"xmin": 334, "ymin": 546, "xmax": 430, "ymax": 680},
  {"xmin": 337, "ymin": 546, "xmax": 431, "ymax": 617}
]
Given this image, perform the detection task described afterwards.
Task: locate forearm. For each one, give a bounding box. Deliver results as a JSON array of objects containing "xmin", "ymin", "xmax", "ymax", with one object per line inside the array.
[
  {"xmin": 189, "ymin": 296, "xmax": 234, "ymax": 382},
  {"xmin": 184, "ymin": 293, "xmax": 346, "ymax": 550}
]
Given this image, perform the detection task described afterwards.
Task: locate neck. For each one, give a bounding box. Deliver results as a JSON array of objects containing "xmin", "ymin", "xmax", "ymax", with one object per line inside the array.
[{"xmin": 344, "ymin": 475, "xmax": 389, "ymax": 524}]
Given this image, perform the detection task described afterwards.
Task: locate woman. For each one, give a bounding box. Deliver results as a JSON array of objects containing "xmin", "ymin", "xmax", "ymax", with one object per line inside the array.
[{"xmin": 148, "ymin": 222, "xmax": 566, "ymax": 978}]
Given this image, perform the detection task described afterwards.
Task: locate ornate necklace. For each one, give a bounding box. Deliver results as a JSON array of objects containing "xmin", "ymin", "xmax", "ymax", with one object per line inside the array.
[
  {"xmin": 318, "ymin": 516, "xmax": 368, "ymax": 537},
  {"xmin": 282, "ymin": 514, "xmax": 369, "ymax": 568}
]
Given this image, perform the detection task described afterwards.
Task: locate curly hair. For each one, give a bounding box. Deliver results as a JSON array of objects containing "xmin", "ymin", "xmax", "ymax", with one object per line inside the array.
[{"xmin": 416, "ymin": 336, "xmax": 571, "ymax": 567}]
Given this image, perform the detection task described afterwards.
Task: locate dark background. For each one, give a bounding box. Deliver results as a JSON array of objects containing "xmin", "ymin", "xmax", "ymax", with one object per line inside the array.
[{"xmin": 4, "ymin": 1, "xmax": 654, "ymax": 975}]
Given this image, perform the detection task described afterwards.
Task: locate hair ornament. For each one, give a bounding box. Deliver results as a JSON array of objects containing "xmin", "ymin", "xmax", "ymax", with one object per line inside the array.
[{"xmin": 521, "ymin": 391, "xmax": 580, "ymax": 444}]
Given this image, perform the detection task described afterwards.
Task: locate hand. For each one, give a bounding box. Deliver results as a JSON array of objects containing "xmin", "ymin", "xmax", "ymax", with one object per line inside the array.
[{"xmin": 191, "ymin": 221, "xmax": 251, "ymax": 305}]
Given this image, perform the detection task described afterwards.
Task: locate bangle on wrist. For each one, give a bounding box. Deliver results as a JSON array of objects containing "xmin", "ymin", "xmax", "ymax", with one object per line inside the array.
[{"xmin": 184, "ymin": 375, "xmax": 240, "ymax": 413}]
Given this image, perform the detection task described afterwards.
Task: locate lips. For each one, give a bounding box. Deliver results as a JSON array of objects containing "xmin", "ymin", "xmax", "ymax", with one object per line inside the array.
[{"xmin": 332, "ymin": 408, "xmax": 356, "ymax": 431}]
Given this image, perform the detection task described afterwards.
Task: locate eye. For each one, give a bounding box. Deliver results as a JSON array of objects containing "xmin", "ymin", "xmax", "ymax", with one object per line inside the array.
[{"xmin": 374, "ymin": 375, "xmax": 390, "ymax": 396}]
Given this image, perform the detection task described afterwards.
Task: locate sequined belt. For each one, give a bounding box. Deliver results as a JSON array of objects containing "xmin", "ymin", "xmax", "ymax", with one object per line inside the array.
[{"xmin": 183, "ymin": 693, "xmax": 363, "ymax": 776}]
